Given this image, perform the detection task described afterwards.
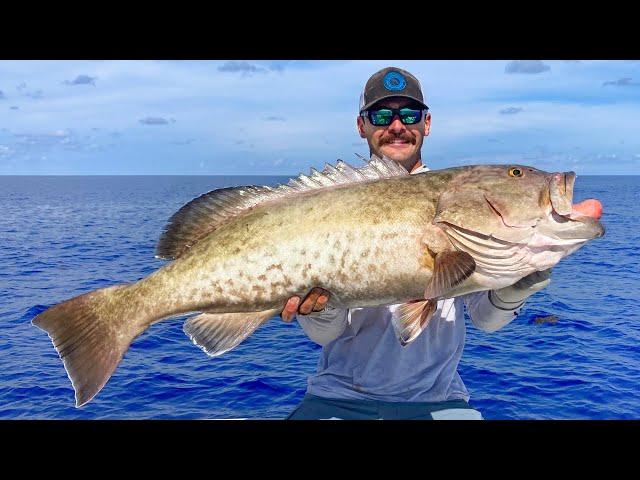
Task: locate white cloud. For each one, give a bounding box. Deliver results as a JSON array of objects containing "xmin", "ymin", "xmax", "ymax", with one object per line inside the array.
[
  {"xmin": 64, "ymin": 75, "xmax": 97, "ymax": 86},
  {"xmin": 505, "ymin": 60, "xmax": 551, "ymax": 74},
  {"xmin": 139, "ymin": 117, "xmax": 170, "ymax": 125},
  {"xmin": 24, "ymin": 90, "xmax": 44, "ymax": 99},
  {"xmin": 0, "ymin": 145, "xmax": 13, "ymax": 156},
  {"xmin": 171, "ymin": 138, "xmax": 196, "ymax": 145},
  {"xmin": 603, "ymin": 77, "xmax": 639, "ymax": 87},
  {"xmin": 217, "ymin": 61, "xmax": 268, "ymax": 76},
  {"xmin": 499, "ymin": 107, "xmax": 523, "ymax": 115}
]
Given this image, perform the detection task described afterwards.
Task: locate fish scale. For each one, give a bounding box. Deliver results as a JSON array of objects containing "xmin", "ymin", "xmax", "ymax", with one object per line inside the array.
[{"xmin": 138, "ymin": 176, "xmax": 436, "ymax": 314}]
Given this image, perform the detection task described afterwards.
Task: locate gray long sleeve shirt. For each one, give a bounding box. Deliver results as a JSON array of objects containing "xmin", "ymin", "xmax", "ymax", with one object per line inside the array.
[
  {"xmin": 298, "ymin": 293, "xmax": 522, "ymax": 403},
  {"xmin": 295, "ymin": 164, "xmax": 524, "ymax": 403}
]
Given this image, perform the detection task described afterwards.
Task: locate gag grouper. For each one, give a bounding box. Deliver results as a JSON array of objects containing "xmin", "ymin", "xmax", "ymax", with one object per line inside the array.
[{"xmin": 32, "ymin": 156, "xmax": 605, "ymax": 406}]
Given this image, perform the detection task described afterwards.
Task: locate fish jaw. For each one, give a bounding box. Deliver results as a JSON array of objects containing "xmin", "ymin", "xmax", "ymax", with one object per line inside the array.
[{"xmin": 535, "ymin": 210, "xmax": 605, "ymax": 243}]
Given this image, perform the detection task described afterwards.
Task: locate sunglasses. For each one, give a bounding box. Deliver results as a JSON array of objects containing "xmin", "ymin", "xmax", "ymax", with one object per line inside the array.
[{"xmin": 363, "ymin": 107, "xmax": 428, "ymax": 126}]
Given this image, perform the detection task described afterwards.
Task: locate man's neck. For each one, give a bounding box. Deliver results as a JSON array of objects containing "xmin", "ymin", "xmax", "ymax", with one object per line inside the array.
[{"xmin": 409, "ymin": 159, "xmax": 424, "ymax": 173}]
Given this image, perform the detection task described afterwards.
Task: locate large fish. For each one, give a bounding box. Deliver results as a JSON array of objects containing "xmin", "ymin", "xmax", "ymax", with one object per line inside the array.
[{"xmin": 32, "ymin": 156, "xmax": 604, "ymax": 406}]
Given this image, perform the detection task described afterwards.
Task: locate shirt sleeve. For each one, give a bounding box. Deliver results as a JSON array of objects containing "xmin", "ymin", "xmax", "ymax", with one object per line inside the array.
[
  {"xmin": 295, "ymin": 307, "xmax": 349, "ymax": 346},
  {"xmin": 463, "ymin": 290, "xmax": 525, "ymax": 333}
]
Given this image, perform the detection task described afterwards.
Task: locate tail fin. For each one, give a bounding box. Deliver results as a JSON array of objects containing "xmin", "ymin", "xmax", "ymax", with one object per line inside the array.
[{"xmin": 32, "ymin": 284, "xmax": 142, "ymax": 407}]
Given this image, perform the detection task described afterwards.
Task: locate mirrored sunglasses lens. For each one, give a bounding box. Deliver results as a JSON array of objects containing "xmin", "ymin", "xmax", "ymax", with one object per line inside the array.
[
  {"xmin": 399, "ymin": 109, "xmax": 421, "ymax": 124},
  {"xmin": 371, "ymin": 109, "xmax": 393, "ymax": 125}
]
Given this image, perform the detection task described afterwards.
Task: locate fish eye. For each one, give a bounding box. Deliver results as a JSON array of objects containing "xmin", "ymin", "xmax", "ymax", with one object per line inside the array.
[{"xmin": 509, "ymin": 167, "xmax": 524, "ymax": 178}]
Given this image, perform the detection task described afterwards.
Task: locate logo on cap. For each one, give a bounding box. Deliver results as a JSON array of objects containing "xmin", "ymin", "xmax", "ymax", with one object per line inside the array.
[{"xmin": 383, "ymin": 71, "xmax": 406, "ymax": 91}]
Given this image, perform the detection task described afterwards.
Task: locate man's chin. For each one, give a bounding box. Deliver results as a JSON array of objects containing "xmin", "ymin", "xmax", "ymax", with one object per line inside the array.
[{"xmin": 379, "ymin": 148, "xmax": 412, "ymax": 163}]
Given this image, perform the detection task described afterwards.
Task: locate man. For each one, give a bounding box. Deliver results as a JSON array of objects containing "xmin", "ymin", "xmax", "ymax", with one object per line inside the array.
[{"xmin": 281, "ymin": 66, "xmax": 551, "ymax": 420}]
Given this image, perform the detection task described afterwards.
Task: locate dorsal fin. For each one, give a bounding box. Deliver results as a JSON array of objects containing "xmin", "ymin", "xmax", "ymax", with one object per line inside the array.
[
  {"xmin": 155, "ymin": 185, "xmax": 276, "ymax": 260},
  {"xmin": 155, "ymin": 155, "xmax": 409, "ymax": 260}
]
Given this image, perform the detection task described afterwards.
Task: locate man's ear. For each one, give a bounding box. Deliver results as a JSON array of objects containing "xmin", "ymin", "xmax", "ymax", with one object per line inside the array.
[
  {"xmin": 424, "ymin": 112, "xmax": 431, "ymax": 137},
  {"xmin": 357, "ymin": 115, "xmax": 367, "ymax": 138}
]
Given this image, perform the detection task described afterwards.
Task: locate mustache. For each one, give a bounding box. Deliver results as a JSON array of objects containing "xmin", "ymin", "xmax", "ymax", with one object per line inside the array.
[{"xmin": 380, "ymin": 134, "xmax": 415, "ymax": 145}]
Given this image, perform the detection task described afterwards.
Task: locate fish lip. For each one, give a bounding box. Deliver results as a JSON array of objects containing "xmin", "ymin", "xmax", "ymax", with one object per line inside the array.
[{"xmin": 549, "ymin": 172, "xmax": 576, "ymax": 216}]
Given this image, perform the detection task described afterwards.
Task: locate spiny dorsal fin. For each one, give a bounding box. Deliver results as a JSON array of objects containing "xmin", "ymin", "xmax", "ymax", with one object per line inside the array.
[{"xmin": 155, "ymin": 155, "xmax": 409, "ymax": 260}]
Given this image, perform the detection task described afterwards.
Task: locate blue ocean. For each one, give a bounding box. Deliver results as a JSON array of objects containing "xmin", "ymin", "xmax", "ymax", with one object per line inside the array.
[{"xmin": 1, "ymin": 175, "xmax": 638, "ymax": 419}]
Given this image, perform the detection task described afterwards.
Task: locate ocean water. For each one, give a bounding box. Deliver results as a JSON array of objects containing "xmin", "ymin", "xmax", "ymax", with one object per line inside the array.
[{"xmin": 1, "ymin": 175, "xmax": 638, "ymax": 420}]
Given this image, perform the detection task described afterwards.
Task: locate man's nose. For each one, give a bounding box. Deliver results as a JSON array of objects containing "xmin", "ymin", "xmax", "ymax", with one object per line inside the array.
[{"xmin": 388, "ymin": 115, "xmax": 405, "ymax": 133}]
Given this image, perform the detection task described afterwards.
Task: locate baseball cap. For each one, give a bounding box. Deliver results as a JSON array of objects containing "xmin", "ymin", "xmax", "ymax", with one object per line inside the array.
[{"xmin": 359, "ymin": 67, "xmax": 428, "ymax": 113}]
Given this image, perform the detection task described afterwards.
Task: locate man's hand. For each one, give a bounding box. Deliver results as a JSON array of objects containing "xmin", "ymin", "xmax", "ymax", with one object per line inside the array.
[
  {"xmin": 281, "ymin": 287, "xmax": 332, "ymax": 323},
  {"xmin": 491, "ymin": 269, "xmax": 552, "ymax": 307}
]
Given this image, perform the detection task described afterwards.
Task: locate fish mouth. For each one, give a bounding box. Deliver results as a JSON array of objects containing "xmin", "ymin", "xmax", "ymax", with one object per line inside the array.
[{"xmin": 545, "ymin": 171, "xmax": 605, "ymax": 240}]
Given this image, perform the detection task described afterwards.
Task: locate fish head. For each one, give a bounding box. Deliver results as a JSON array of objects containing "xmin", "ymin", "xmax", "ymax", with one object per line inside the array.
[{"xmin": 434, "ymin": 164, "xmax": 605, "ymax": 246}]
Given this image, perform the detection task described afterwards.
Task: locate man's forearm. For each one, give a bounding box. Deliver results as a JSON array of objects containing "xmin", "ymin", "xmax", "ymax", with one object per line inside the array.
[
  {"xmin": 464, "ymin": 290, "xmax": 524, "ymax": 333},
  {"xmin": 466, "ymin": 270, "xmax": 551, "ymax": 332}
]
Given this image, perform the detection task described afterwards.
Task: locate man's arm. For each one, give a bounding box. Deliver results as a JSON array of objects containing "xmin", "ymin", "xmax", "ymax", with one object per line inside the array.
[
  {"xmin": 465, "ymin": 270, "xmax": 552, "ymax": 333},
  {"xmin": 281, "ymin": 288, "xmax": 348, "ymax": 346}
]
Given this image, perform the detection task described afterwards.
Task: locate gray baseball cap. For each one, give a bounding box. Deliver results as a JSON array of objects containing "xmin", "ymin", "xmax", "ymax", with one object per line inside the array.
[{"xmin": 359, "ymin": 67, "xmax": 428, "ymax": 113}]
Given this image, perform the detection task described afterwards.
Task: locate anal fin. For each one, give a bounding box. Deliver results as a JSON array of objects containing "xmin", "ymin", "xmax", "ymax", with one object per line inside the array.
[
  {"xmin": 184, "ymin": 308, "xmax": 280, "ymax": 357},
  {"xmin": 391, "ymin": 299, "xmax": 438, "ymax": 346}
]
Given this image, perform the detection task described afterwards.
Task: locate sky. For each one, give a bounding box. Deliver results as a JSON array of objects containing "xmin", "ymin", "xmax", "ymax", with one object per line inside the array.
[{"xmin": 0, "ymin": 60, "xmax": 639, "ymax": 175}]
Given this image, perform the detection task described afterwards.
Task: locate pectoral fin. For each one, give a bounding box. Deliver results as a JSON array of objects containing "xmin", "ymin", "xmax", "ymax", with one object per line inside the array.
[
  {"xmin": 391, "ymin": 299, "xmax": 438, "ymax": 346},
  {"xmin": 184, "ymin": 308, "xmax": 280, "ymax": 357},
  {"xmin": 392, "ymin": 250, "xmax": 475, "ymax": 346},
  {"xmin": 424, "ymin": 250, "xmax": 476, "ymax": 299}
]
